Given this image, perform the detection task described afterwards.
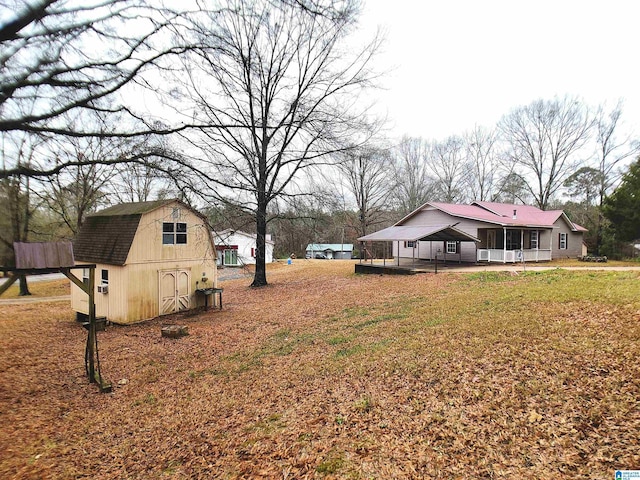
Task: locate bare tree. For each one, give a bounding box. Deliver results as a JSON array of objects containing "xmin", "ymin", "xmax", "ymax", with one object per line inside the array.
[
  {"xmin": 0, "ymin": 131, "xmax": 44, "ymax": 294},
  {"xmin": 594, "ymin": 100, "xmax": 640, "ymax": 204},
  {"xmin": 428, "ymin": 135, "xmax": 469, "ymax": 203},
  {"xmin": 37, "ymin": 164, "xmax": 112, "ymax": 238},
  {"xmin": 0, "ymin": 0, "xmax": 197, "ymax": 179},
  {"xmin": 170, "ymin": 0, "xmax": 380, "ymax": 286},
  {"xmin": 31, "ymin": 108, "xmax": 174, "ymax": 235},
  {"xmin": 338, "ymin": 147, "xmax": 393, "ymax": 238},
  {"xmin": 390, "ymin": 136, "xmax": 435, "ymax": 215},
  {"xmin": 499, "ymin": 96, "xmax": 593, "ymax": 210},
  {"xmin": 464, "ymin": 126, "xmax": 500, "ymax": 201},
  {"xmin": 590, "ymin": 100, "xmax": 640, "ymax": 253},
  {"xmin": 109, "ymin": 163, "xmax": 170, "ymax": 204}
]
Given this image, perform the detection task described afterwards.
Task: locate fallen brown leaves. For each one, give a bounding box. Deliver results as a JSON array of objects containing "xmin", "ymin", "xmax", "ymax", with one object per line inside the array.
[{"xmin": 0, "ymin": 262, "xmax": 639, "ymax": 479}]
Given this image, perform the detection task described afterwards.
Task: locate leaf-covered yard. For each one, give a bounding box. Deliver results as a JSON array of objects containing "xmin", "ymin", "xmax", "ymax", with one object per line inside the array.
[{"xmin": 1, "ymin": 262, "xmax": 639, "ymax": 479}]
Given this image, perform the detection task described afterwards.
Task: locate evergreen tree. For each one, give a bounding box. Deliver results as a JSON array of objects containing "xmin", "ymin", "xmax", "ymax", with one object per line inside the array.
[{"xmin": 602, "ymin": 158, "xmax": 640, "ymax": 243}]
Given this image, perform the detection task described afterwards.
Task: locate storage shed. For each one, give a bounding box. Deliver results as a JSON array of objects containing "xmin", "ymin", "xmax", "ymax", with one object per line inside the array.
[{"xmin": 70, "ymin": 199, "xmax": 218, "ymax": 325}]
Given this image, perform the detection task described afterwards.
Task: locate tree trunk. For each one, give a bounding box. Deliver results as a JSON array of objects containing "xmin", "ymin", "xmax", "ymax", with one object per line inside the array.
[
  {"xmin": 251, "ymin": 201, "xmax": 268, "ymax": 287},
  {"xmin": 18, "ymin": 274, "xmax": 31, "ymax": 296}
]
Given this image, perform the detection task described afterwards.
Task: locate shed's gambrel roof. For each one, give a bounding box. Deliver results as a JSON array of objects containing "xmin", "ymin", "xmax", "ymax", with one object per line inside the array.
[
  {"xmin": 74, "ymin": 199, "xmax": 201, "ymax": 266},
  {"xmin": 74, "ymin": 214, "xmax": 142, "ymax": 265}
]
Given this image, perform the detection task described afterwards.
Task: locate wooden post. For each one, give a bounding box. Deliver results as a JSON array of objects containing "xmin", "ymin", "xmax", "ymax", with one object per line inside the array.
[
  {"xmin": 87, "ymin": 267, "xmax": 96, "ymax": 383},
  {"xmin": 0, "ymin": 275, "xmax": 18, "ymax": 296}
]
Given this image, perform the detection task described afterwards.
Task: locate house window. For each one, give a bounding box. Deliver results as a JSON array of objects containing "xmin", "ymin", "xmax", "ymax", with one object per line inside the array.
[
  {"xmin": 404, "ymin": 241, "xmax": 415, "ymax": 248},
  {"xmin": 559, "ymin": 232, "xmax": 568, "ymax": 250},
  {"xmin": 251, "ymin": 247, "xmax": 256, "ymax": 258},
  {"xmin": 224, "ymin": 249, "xmax": 238, "ymax": 265},
  {"xmin": 530, "ymin": 231, "xmax": 538, "ymax": 249},
  {"xmin": 101, "ymin": 269, "xmax": 109, "ymax": 285},
  {"xmin": 163, "ymin": 222, "xmax": 187, "ymax": 245},
  {"xmin": 446, "ymin": 241, "xmax": 457, "ymax": 254}
]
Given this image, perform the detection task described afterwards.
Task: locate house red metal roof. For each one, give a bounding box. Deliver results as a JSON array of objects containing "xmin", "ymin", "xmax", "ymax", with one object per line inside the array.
[{"xmin": 422, "ymin": 201, "xmax": 584, "ymax": 230}]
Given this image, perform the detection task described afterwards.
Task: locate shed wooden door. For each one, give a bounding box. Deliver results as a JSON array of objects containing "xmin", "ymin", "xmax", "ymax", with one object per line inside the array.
[{"xmin": 159, "ymin": 269, "xmax": 191, "ymax": 315}]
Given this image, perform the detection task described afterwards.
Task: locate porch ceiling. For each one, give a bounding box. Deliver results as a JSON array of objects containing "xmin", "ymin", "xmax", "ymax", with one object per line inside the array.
[{"xmin": 358, "ymin": 225, "xmax": 480, "ymax": 243}]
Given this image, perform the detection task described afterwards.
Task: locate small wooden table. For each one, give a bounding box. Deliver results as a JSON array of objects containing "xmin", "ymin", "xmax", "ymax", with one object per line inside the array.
[{"xmin": 196, "ymin": 287, "xmax": 223, "ymax": 310}]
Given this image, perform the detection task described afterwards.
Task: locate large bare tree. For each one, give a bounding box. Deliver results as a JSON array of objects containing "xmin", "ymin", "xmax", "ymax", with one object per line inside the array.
[
  {"xmin": 170, "ymin": 0, "xmax": 380, "ymax": 286},
  {"xmin": 338, "ymin": 147, "xmax": 394, "ymax": 238},
  {"xmin": 0, "ymin": 0, "xmax": 193, "ymax": 179},
  {"xmin": 499, "ymin": 96, "xmax": 593, "ymax": 210},
  {"xmin": 594, "ymin": 101, "xmax": 640, "ymax": 204},
  {"xmin": 428, "ymin": 135, "xmax": 469, "ymax": 203},
  {"xmin": 464, "ymin": 126, "xmax": 500, "ymax": 201},
  {"xmin": 390, "ymin": 136, "xmax": 435, "ymax": 215},
  {"xmin": 589, "ymin": 100, "xmax": 640, "ymax": 253}
]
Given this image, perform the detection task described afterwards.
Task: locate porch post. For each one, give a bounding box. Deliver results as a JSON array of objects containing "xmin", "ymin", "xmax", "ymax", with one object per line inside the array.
[
  {"xmin": 383, "ymin": 242, "xmax": 386, "ymax": 266},
  {"xmin": 397, "ymin": 241, "xmax": 400, "ymax": 266},
  {"xmin": 549, "ymin": 230, "xmax": 553, "ymax": 260},
  {"xmin": 503, "ymin": 227, "xmax": 507, "ymax": 264}
]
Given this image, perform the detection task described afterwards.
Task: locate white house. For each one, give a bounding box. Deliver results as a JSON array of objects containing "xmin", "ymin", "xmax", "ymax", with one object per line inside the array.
[{"xmin": 213, "ymin": 229, "xmax": 274, "ymax": 266}]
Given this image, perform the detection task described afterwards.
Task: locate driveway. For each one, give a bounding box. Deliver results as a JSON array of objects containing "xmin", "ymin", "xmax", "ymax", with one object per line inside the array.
[{"xmin": 0, "ymin": 272, "xmax": 67, "ymax": 285}]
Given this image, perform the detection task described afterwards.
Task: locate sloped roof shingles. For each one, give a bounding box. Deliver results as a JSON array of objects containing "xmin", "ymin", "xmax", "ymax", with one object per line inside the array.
[{"xmin": 74, "ymin": 214, "xmax": 141, "ymax": 265}]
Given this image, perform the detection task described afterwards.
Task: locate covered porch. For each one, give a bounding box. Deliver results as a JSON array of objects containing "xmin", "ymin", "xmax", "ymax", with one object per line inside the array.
[
  {"xmin": 357, "ymin": 224, "xmax": 480, "ymax": 273},
  {"xmin": 476, "ymin": 227, "xmax": 552, "ymax": 263}
]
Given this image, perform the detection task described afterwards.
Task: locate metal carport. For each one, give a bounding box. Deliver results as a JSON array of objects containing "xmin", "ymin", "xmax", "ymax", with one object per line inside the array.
[{"xmin": 357, "ymin": 224, "xmax": 480, "ymax": 272}]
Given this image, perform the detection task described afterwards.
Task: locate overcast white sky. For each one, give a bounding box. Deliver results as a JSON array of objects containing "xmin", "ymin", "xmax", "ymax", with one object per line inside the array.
[{"xmin": 359, "ymin": 0, "xmax": 640, "ymax": 140}]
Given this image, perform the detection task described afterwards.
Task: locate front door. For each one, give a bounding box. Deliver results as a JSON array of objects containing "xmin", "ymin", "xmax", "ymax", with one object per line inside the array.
[
  {"xmin": 159, "ymin": 269, "xmax": 191, "ymax": 315},
  {"xmin": 487, "ymin": 230, "xmax": 496, "ymax": 249}
]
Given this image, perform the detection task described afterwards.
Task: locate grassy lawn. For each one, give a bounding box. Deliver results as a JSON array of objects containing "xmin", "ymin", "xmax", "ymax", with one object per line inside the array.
[
  {"xmin": 0, "ymin": 261, "xmax": 638, "ymax": 479},
  {"xmin": 0, "ymin": 278, "xmax": 70, "ymax": 298}
]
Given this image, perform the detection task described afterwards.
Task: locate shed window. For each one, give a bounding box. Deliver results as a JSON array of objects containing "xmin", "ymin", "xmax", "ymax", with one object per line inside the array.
[
  {"xmin": 101, "ymin": 269, "xmax": 109, "ymax": 285},
  {"xmin": 163, "ymin": 222, "xmax": 187, "ymax": 245},
  {"xmin": 82, "ymin": 268, "xmax": 90, "ymax": 286},
  {"xmin": 446, "ymin": 241, "xmax": 458, "ymax": 254},
  {"xmin": 559, "ymin": 232, "xmax": 568, "ymax": 250}
]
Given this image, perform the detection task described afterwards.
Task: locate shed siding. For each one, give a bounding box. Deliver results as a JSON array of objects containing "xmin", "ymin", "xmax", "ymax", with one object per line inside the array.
[{"xmin": 126, "ymin": 206, "xmax": 214, "ymax": 264}]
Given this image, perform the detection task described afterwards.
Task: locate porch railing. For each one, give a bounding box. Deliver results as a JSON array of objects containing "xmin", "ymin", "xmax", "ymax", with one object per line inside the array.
[{"xmin": 477, "ymin": 249, "xmax": 551, "ymax": 263}]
